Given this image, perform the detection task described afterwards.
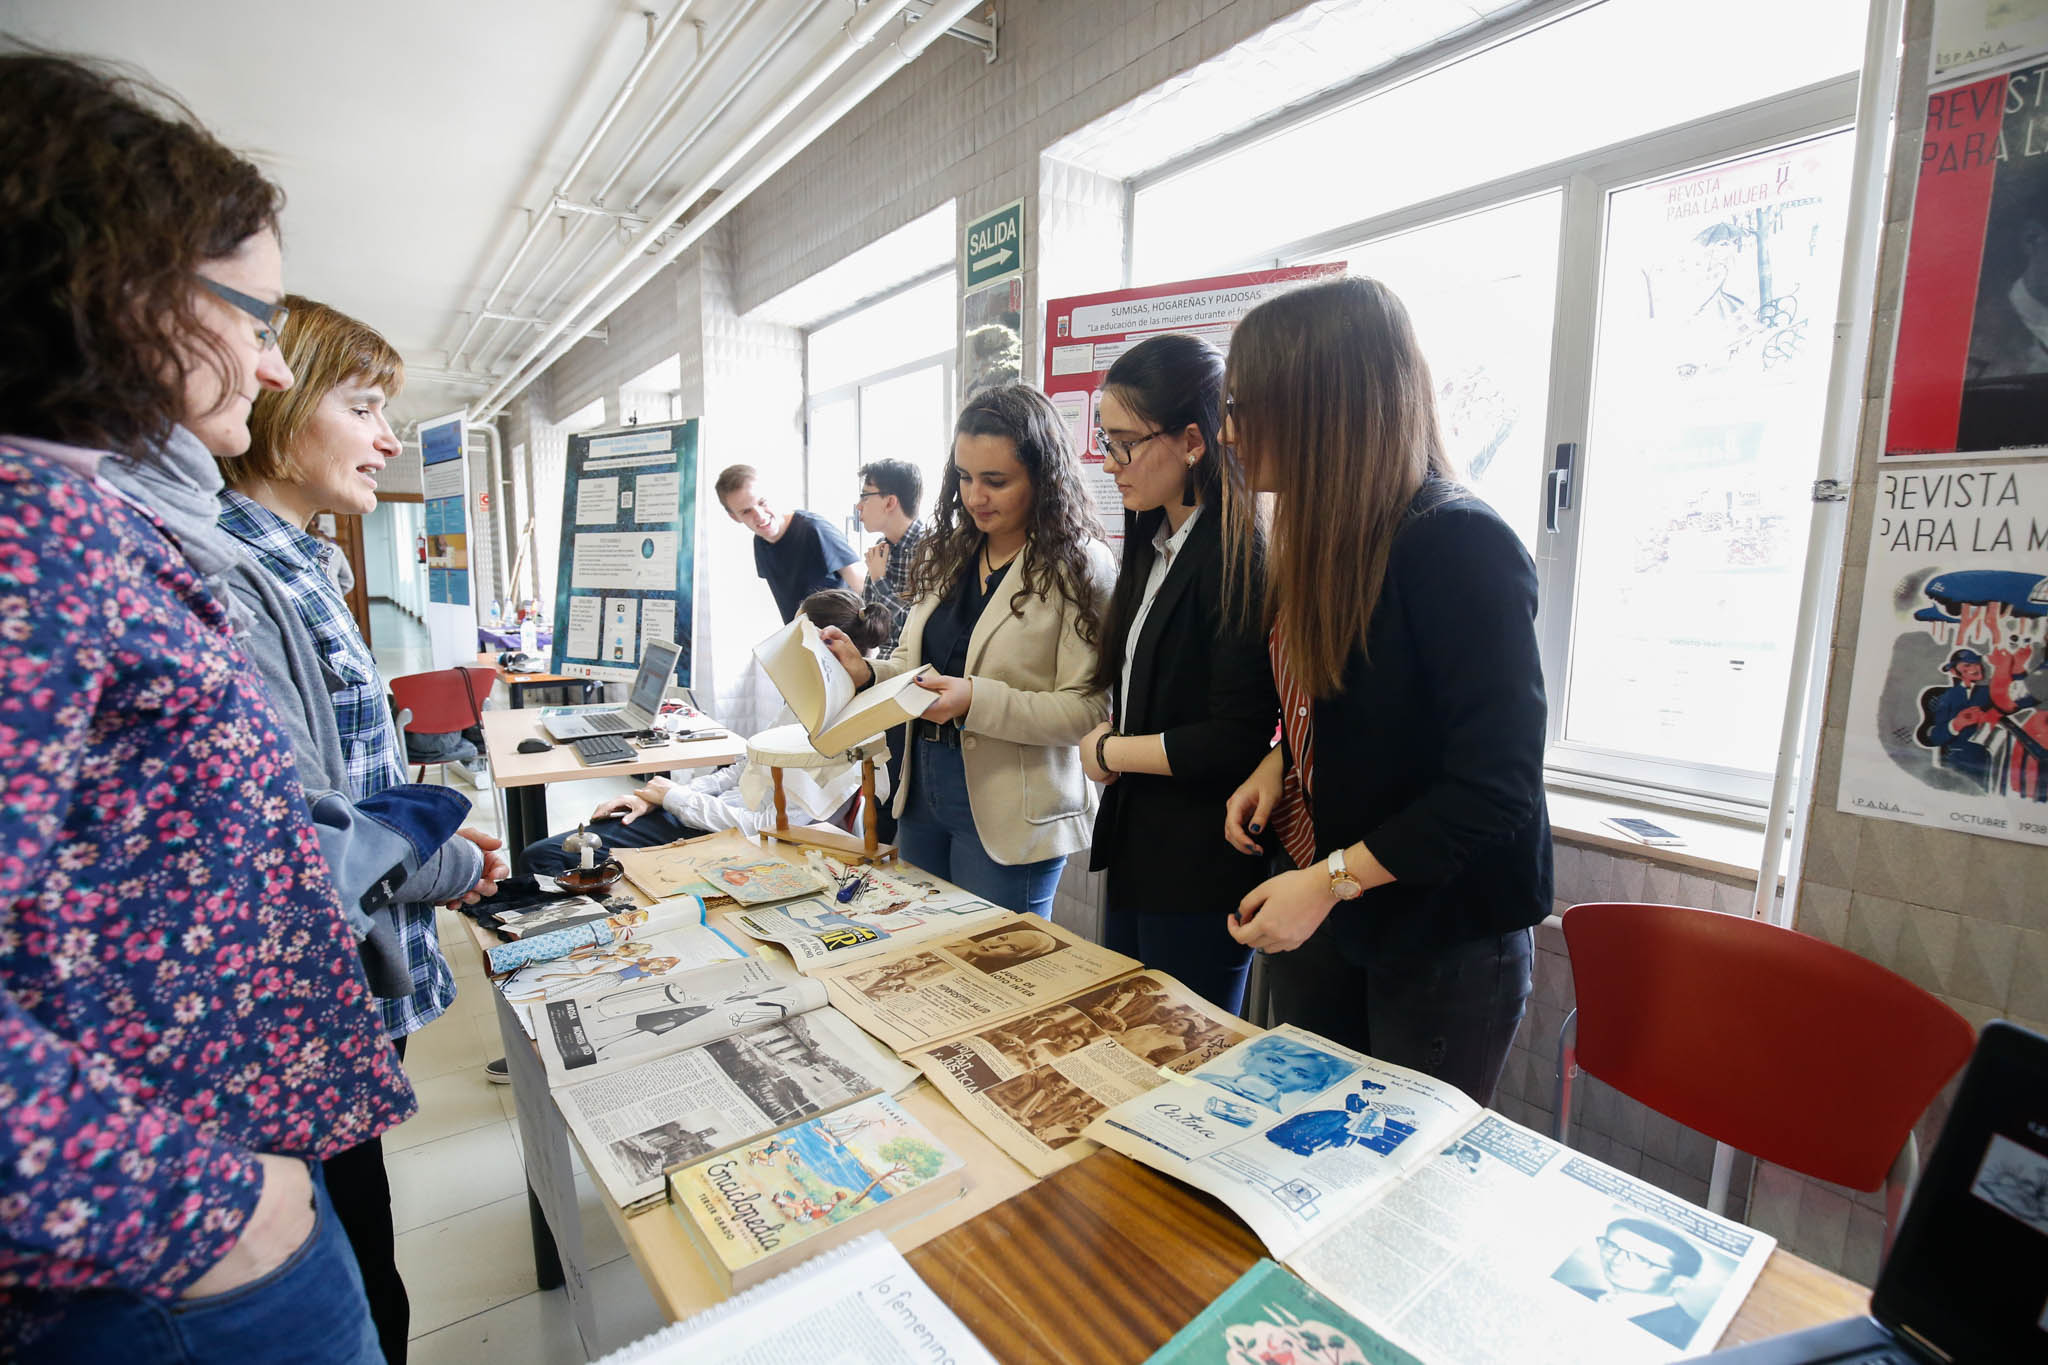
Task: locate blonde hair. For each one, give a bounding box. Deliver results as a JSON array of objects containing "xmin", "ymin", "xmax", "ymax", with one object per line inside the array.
[{"xmin": 220, "ymin": 294, "xmax": 404, "ymax": 486}]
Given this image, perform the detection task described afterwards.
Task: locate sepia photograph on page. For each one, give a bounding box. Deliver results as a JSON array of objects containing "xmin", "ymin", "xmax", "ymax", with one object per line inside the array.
[
  {"xmin": 1287, "ymin": 1113, "xmax": 1775, "ymax": 1365},
  {"xmin": 558, "ymin": 1007, "xmax": 917, "ymax": 1207},
  {"xmin": 809, "ymin": 913, "xmax": 1141, "ymax": 1053},
  {"xmin": 909, "ymin": 971, "xmax": 1258, "ymax": 1177}
]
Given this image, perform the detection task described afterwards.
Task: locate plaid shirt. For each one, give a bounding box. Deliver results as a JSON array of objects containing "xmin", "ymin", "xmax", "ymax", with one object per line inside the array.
[
  {"xmin": 864, "ymin": 519, "xmax": 926, "ymax": 656},
  {"xmin": 217, "ymin": 492, "xmax": 457, "ymax": 1039}
]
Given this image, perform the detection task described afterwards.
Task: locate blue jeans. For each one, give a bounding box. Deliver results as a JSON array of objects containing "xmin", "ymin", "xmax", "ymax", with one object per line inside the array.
[
  {"xmin": 1103, "ymin": 909, "xmax": 1254, "ymax": 1016},
  {"xmin": 523, "ymin": 806, "xmax": 703, "ymax": 877},
  {"xmin": 896, "ymin": 739, "xmax": 1065, "ymax": 919},
  {"xmin": 22, "ymin": 1163, "xmax": 381, "ymax": 1365}
]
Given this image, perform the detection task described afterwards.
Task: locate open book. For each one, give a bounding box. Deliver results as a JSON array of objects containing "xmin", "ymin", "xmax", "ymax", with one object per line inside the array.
[
  {"xmin": 722, "ymin": 870, "xmax": 1006, "ymax": 971},
  {"xmin": 1087, "ymin": 1026, "xmax": 1777, "ymax": 1365},
  {"xmin": 753, "ymin": 616, "xmax": 936, "ymax": 754}
]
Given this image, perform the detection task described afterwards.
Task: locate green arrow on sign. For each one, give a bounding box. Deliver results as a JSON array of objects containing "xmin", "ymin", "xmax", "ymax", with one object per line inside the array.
[{"xmin": 964, "ymin": 199, "xmax": 1024, "ymax": 289}]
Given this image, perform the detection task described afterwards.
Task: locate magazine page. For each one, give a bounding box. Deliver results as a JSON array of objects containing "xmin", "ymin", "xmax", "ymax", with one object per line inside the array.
[
  {"xmin": 484, "ymin": 896, "xmax": 720, "ymax": 973},
  {"xmin": 534, "ymin": 957, "xmax": 828, "ymax": 1086},
  {"xmin": 723, "ymin": 893, "xmax": 1006, "ymax": 973},
  {"xmin": 561, "ymin": 1007, "xmax": 917, "ymax": 1207},
  {"xmin": 810, "ymin": 913, "xmax": 1143, "ymax": 1053},
  {"xmin": 493, "ymin": 892, "xmax": 707, "ymax": 940},
  {"xmin": 614, "ymin": 829, "xmax": 764, "ymax": 902},
  {"xmin": 695, "ymin": 855, "xmax": 830, "ymax": 906},
  {"xmin": 1082, "ymin": 1025, "xmax": 1481, "ymax": 1258},
  {"xmin": 497, "ymin": 923, "xmax": 746, "ymax": 1032},
  {"xmin": 910, "ymin": 971, "xmax": 1259, "ymax": 1177},
  {"xmin": 591, "ymin": 1233, "xmax": 997, "ymax": 1365},
  {"xmin": 1142, "ymin": 1259, "xmax": 1423, "ymax": 1365},
  {"xmin": 1287, "ymin": 1114, "xmax": 1777, "ymax": 1365}
]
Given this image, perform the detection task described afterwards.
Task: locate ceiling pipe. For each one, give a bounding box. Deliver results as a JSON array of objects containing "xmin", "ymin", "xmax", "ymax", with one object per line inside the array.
[
  {"xmin": 475, "ymin": 0, "xmax": 984, "ymax": 422},
  {"xmin": 478, "ymin": 222, "xmax": 619, "ymax": 373},
  {"xmin": 471, "ymin": 0, "xmax": 925, "ymax": 419},
  {"xmin": 444, "ymin": 0, "xmax": 697, "ymax": 364}
]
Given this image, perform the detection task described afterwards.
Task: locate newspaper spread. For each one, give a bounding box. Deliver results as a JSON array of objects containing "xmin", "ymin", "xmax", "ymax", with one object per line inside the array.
[
  {"xmin": 557, "ymin": 1005, "xmax": 916, "ymax": 1207},
  {"xmin": 908, "ymin": 971, "xmax": 1258, "ymax": 1176},
  {"xmin": 497, "ymin": 923, "xmax": 746, "ymax": 1034},
  {"xmin": 809, "ymin": 912, "xmax": 1142, "ymax": 1053},
  {"xmin": 1087, "ymin": 1027, "xmax": 1776, "ymax": 1364},
  {"xmin": 533, "ymin": 957, "xmax": 827, "ymax": 1086},
  {"xmin": 613, "ymin": 829, "xmax": 766, "ymax": 902},
  {"xmin": 723, "ymin": 889, "xmax": 1007, "ymax": 972}
]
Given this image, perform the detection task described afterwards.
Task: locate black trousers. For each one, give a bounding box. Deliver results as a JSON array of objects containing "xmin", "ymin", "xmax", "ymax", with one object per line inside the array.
[
  {"xmin": 1259, "ymin": 925, "xmax": 1533, "ymax": 1106},
  {"xmin": 324, "ymin": 1034, "xmax": 409, "ymax": 1364}
]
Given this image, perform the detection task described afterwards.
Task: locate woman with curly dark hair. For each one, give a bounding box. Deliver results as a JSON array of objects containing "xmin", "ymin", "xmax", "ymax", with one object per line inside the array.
[{"xmin": 821, "ymin": 385, "xmax": 1115, "ymax": 918}]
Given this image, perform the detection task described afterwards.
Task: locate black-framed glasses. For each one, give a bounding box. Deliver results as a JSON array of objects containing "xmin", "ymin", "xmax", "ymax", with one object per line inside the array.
[
  {"xmin": 1595, "ymin": 1236, "xmax": 1676, "ymax": 1274},
  {"xmin": 1224, "ymin": 394, "xmax": 1243, "ymax": 421},
  {"xmin": 1094, "ymin": 425, "xmax": 1171, "ymax": 467},
  {"xmin": 198, "ymin": 277, "xmax": 289, "ymax": 352},
  {"xmin": 855, "ymin": 488, "xmax": 886, "ymax": 502}
]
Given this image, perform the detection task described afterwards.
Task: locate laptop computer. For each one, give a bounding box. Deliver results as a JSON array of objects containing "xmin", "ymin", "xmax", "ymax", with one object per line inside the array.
[
  {"xmin": 541, "ymin": 639, "xmax": 679, "ymax": 741},
  {"xmin": 1706, "ymin": 1019, "xmax": 2048, "ymax": 1364}
]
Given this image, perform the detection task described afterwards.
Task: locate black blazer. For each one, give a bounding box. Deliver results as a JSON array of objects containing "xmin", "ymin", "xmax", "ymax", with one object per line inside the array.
[
  {"xmin": 1309, "ymin": 485, "xmax": 1552, "ymax": 959},
  {"xmin": 1089, "ymin": 509, "xmax": 1277, "ymax": 911}
]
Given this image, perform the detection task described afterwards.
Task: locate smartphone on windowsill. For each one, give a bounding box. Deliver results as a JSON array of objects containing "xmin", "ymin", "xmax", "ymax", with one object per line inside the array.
[{"xmin": 1600, "ymin": 815, "xmax": 1686, "ymax": 846}]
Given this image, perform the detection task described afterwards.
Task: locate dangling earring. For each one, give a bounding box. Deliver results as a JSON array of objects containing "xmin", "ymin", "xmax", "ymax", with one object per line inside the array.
[{"xmin": 1182, "ymin": 457, "xmax": 1199, "ymax": 507}]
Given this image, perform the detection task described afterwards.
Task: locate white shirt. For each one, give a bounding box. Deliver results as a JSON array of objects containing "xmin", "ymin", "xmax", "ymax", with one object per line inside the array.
[{"xmin": 1120, "ymin": 504, "xmax": 1203, "ymax": 720}]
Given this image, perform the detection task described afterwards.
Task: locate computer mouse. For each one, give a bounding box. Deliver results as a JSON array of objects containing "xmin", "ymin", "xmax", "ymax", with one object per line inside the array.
[{"xmin": 516, "ymin": 738, "xmax": 553, "ymax": 754}]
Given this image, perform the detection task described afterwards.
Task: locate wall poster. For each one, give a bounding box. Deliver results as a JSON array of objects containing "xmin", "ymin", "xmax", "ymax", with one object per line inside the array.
[
  {"xmin": 550, "ymin": 419, "xmax": 698, "ymax": 685},
  {"xmin": 418, "ymin": 409, "xmax": 475, "ymax": 670},
  {"xmin": 1041, "ymin": 264, "xmax": 1345, "ymax": 544},
  {"xmin": 1885, "ymin": 56, "xmax": 2048, "ymax": 460},
  {"xmin": 1836, "ymin": 460, "xmax": 2048, "ymax": 845}
]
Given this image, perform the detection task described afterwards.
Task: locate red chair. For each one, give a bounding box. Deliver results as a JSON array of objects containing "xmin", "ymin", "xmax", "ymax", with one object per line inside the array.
[
  {"xmin": 387, "ymin": 666, "xmax": 496, "ymax": 782},
  {"xmin": 1554, "ymin": 901, "xmax": 1974, "ymax": 1249}
]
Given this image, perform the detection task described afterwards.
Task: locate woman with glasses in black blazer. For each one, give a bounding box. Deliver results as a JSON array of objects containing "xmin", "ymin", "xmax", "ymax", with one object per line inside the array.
[{"xmin": 1080, "ymin": 334, "xmax": 1276, "ymax": 1014}]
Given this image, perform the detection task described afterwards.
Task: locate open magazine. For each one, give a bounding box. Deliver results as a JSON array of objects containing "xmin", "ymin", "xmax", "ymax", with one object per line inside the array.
[
  {"xmin": 496, "ymin": 921, "xmax": 745, "ymax": 1024},
  {"xmin": 808, "ymin": 912, "xmax": 1143, "ymax": 1053},
  {"xmin": 909, "ymin": 970, "xmax": 1258, "ymax": 1177},
  {"xmin": 535, "ymin": 956, "xmax": 824, "ymax": 1086},
  {"xmin": 1086, "ymin": 1026, "xmax": 1776, "ymax": 1364},
  {"xmin": 754, "ymin": 616, "xmax": 936, "ymax": 754},
  {"xmin": 721, "ymin": 863, "xmax": 1007, "ymax": 971},
  {"xmin": 483, "ymin": 894, "xmax": 714, "ymax": 974}
]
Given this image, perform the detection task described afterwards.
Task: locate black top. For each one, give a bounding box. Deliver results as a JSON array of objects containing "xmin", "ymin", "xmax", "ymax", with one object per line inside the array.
[
  {"xmin": 1089, "ymin": 510, "xmax": 1277, "ymax": 913},
  {"xmin": 754, "ymin": 509, "xmax": 857, "ymax": 623},
  {"xmin": 919, "ymin": 552, "xmax": 1014, "ymax": 679},
  {"xmin": 1308, "ymin": 484, "xmax": 1553, "ymax": 959}
]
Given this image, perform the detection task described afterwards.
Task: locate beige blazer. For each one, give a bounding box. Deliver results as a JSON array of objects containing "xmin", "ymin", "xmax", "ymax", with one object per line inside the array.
[{"xmin": 872, "ymin": 537, "xmax": 1116, "ymax": 866}]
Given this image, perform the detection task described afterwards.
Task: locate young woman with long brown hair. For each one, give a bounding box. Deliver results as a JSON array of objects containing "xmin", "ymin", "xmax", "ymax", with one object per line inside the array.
[
  {"xmin": 1219, "ymin": 276, "xmax": 1551, "ymax": 1105},
  {"xmin": 821, "ymin": 385, "xmax": 1114, "ymax": 919}
]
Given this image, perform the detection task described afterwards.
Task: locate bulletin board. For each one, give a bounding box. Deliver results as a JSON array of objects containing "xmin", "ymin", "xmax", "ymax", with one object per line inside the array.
[
  {"xmin": 418, "ymin": 409, "xmax": 476, "ymax": 669},
  {"xmin": 549, "ymin": 419, "xmax": 698, "ymax": 685}
]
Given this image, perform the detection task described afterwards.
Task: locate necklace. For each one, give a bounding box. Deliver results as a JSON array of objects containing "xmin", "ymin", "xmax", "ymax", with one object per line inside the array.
[{"xmin": 980, "ymin": 539, "xmax": 1021, "ymax": 581}]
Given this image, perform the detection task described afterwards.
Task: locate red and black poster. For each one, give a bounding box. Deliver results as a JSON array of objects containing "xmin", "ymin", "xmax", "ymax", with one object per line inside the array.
[{"xmin": 1887, "ymin": 59, "xmax": 2048, "ymax": 459}]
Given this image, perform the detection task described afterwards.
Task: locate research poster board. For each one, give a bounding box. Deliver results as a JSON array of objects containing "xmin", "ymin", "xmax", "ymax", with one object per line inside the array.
[
  {"xmin": 1041, "ymin": 264, "xmax": 1346, "ymax": 542},
  {"xmin": 1885, "ymin": 54, "xmax": 2048, "ymax": 461},
  {"xmin": 1836, "ymin": 460, "xmax": 2048, "ymax": 845},
  {"xmin": 418, "ymin": 410, "xmax": 475, "ymax": 670},
  {"xmin": 550, "ymin": 419, "xmax": 697, "ymax": 685}
]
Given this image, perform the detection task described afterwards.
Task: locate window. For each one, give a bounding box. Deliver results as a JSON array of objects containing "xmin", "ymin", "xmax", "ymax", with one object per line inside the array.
[
  {"xmin": 804, "ymin": 272, "xmax": 957, "ymax": 537},
  {"xmin": 1132, "ymin": 0, "xmax": 1868, "ymax": 811},
  {"xmin": 621, "ymin": 355, "xmax": 684, "ymax": 426}
]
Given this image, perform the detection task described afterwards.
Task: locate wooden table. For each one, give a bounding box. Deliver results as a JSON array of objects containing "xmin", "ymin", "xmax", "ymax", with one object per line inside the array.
[
  {"xmin": 908, "ymin": 1151, "xmax": 1872, "ymax": 1364},
  {"xmin": 472, "ymin": 650, "xmax": 596, "ymax": 709},
  {"xmin": 479, "ymin": 707, "xmax": 746, "ymax": 869}
]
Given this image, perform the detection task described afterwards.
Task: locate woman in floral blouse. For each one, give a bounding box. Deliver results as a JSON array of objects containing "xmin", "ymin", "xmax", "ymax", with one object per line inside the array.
[{"xmin": 0, "ymin": 53, "xmax": 402, "ymax": 1362}]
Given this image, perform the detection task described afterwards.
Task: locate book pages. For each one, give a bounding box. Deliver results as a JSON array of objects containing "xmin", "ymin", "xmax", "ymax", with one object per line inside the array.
[
  {"xmin": 910, "ymin": 971, "xmax": 1258, "ymax": 1177},
  {"xmin": 1287, "ymin": 1114, "xmax": 1775, "ymax": 1365},
  {"xmin": 810, "ymin": 912, "xmax": 1143, "ymax": 1053},
  {"xmin": 753, "ymin": 616, "xmax": 936, "ymax": 753}
]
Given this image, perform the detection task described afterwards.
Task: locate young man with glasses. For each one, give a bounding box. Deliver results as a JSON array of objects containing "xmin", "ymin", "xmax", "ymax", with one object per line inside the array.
[{"xmin": 854, "ymin": 458, "xmax": 926, "ymax": 655}]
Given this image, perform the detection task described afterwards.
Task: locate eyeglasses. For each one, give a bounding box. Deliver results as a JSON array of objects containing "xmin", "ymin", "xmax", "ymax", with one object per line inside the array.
[
  {"xmin": 198, "ymin": 277, "xmax": 289, "ymax": 352},
  {"xmin": 1224, "ymin": 394, "xmax": 1244, "ymax": 421},
  {"xmin": 1094, "ymin": 426, "xmax": 1171, "ymax": 467},
  {"xmin": 1596, "ymin": 1237, "xmax": 1676, "ymax": 1274},
  {"xmin": 855, "ymin": 489, "xmax": 886, "ymax": 502}
]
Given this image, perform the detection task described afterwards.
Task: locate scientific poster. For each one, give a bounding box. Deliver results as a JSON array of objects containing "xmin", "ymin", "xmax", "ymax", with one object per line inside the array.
[
  {"xmin": 551, "ymin": 420, "xmax": 697, "ymax": 684},
  {"xmin": 1836, "ymin": 461, "xmax": 2048, "ymax": 845},
  {"xmin": 417, "ymin": 409, "xmax": 476, "ymax": 669},
  {"xmin": 1886, "ymin": 58, "xmax": 2048, "ymax": 460},
  {"xmin": 1041, "ymin": 265, "xmax": 1345, "ymax": 544}
]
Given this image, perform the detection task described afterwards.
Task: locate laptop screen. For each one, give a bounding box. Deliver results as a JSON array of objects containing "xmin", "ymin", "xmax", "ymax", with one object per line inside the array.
[
  {"xmin": 627, "ymin": 640, "xmax": 679, "ymax": 718},
  {"xmin": 1872, "ymin": 1020, "xmax": 2048, "ymax": 1361}
]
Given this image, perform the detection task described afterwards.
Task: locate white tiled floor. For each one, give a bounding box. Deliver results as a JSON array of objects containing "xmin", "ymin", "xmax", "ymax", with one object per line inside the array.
[{"xmin": 371, "ymin": 603, "xmax": 670, "ymax": 1363}]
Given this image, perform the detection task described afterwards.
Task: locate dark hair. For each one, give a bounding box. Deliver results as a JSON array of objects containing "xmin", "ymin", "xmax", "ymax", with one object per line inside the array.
[
  {"xmin": 858, "ymin": 458, "xmax": 923, "ymax": 518},
  {"xmin": 799, "ymin": 587, "xmax": 890, "ymax": 655},
  {"xmin": 0, "ymin": 51, "xmax": 285, "ymax": 455},
  {"xmin": 1088, "ymin": 334, "xmax": 1256, "ymax": 695},
  {"xmin": 714, "ymin": 464, "xmax": 756, "ymax": 502},
  {"xmin": 1225, "ymin": 277, "xmax": 1458, "ymax": 696},
  {"xmin": 1606, "ymin": 1219, "xmax": 1702, "ymax": 1279},
  {"xmin": 911, "ymin": 385, "xmax": 1106, "ymax": 644}
]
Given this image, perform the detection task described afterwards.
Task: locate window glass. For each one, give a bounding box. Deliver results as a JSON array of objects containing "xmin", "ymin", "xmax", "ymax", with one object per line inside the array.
[
  {"xmin": 807, "ymin": 396, "xmax": 858, "ymax": 528},
  {"xmin": 860, "ymin": 363, "xmax": 951, "ymax": 513},
  {"xmin": 1131, "ymin": 0, "xmax": 1863, "ymax": 279},
  {"xmin": 807, "ymin": 274, "xmax": 956, "ymax": 392},
  {"xmin": 1561, "ymin": 133, "xmax": 1855, "ymax": 774}
]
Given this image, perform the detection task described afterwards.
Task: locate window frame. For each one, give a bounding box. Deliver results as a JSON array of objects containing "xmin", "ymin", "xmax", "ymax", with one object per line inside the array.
[{"xmin": 1133, "ymin": 74, "xmax": 1860, "ymax": 817}]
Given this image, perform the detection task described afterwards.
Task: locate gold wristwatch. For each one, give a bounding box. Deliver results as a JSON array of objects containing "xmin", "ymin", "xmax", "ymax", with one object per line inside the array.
[{"xmin": 1327, "ymin": 847, "xmax": 1363, "ymax": 901}]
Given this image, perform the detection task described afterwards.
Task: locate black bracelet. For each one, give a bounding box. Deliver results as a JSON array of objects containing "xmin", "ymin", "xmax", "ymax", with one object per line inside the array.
[{"xmin": 1096, "ymin": 728, "xmax": 1118, "ymax": 774}]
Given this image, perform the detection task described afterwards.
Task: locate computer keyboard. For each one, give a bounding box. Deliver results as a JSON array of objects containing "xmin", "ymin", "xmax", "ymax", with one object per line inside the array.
[
  {"xmin": 572, "ymin": 734, "xmax": 637, "ymax": 765},
  {"xmin": 579, "ymin": 711, "xmax": 632, "ymax": 734}
]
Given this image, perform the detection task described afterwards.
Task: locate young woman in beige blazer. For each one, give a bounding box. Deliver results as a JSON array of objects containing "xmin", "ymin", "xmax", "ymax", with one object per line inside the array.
[{"xmin": 823, "ymin": 385, "xmax": 1114, "ymax": 918}]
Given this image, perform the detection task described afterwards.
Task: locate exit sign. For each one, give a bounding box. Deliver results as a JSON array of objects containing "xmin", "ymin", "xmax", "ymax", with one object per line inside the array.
[{"xmin": 964, "ymin": 199, "xmax": 1024, "ymax": 290}]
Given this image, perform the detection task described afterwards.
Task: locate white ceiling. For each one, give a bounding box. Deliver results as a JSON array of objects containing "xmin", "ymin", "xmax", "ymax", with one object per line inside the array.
[{"xmin": 0, "ymin": 0, "xmax": 901, "ymax": 427}]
